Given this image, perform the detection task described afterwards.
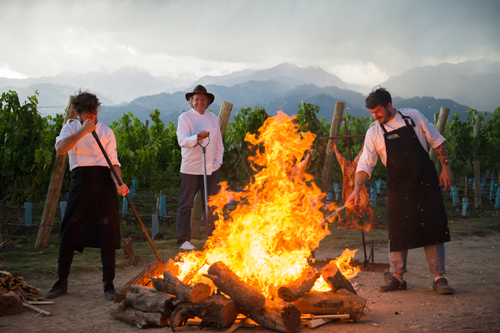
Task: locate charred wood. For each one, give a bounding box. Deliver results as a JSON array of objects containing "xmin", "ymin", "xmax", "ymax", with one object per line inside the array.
[
  {"xmin": 114, "ymin": 260, "xmax": 169, "ymax": 303},
  {"xmin": 293, "ymin": 289, "xmax": 366, "ymax": 322},
  {"xmin": 125, "ymin": 286, "xmax": 175, "ymax": 314},
  {"xmin": 278, "ymin": 266, "xmax": 317, "ymax": 302},
  {"xmin": 248, "ymin": 299, "xmax": 301, "ymax": 333},
  {"xmin": 109, "ymin": 301, "xmax": 169, "ymax": 328},
  {"xmin": 205, "ymin": 261, "xmax": 266, "ymax": 315},
  {"xmin": 321, "ymin": 263, "xmax": 356, "ymax": 294},
  {"xmin": 170, "ymin": 294, "xmax": 238, "ymax": 330},
  {"xmin": 150, "ymin": 269, "xmax": 211, "ymax": 305}
]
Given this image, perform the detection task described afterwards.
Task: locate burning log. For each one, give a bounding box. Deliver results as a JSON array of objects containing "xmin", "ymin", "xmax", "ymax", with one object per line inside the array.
[
  {"xmin": 109, "ymin": 301, "xmax": 169, "ymax": 328},
  {"xmin": 125, "ymin": 285, "xmax": 175, "ymax": 314},
  {"xmin": 150, "ymin": 269, "xmax": 211, "ymax": 305},
  {"xmin": 115, "ymin": 259, "xmax": 179, "ymax": 303},
  {"xmin": 0, "ymin": 291, "xmax": 23, "ymax": 316},
  {"xmin": 321, "ymin": 263, "xmax": 357, "ymax": 294},
  {"xmin": 170, "ymin": 294, "xmax": 238, "ymax": 330},
  {"xmin": 293, "ymin": 289, "xmax": 366, "ymax": 322},
  {"xmin": 278, "ymin": 265, "xmax": 318, "ymax": 302},
  {"xmin": 248, "ymin": 299, "xmax": 301, "ymax": 333},
  {"xmin": 205, "ymin": 261, "xmax": 266, "ymax": 315}
]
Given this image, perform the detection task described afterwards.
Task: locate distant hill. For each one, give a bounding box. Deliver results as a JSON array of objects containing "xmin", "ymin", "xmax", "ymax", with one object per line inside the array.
[
  {"xmin": 383, "ymin": 60, "xmax": 500, "ymax": 112},
  {"xmin": 0, "ymin": 83, "xmax": 115, "ymax": 117},
  {"xmin": 0, "ymin": 67, "xmax": 192, "ymax": 104},
  {"xmin": 98, "ymin": 80, "xmax": 473, "ymax": 126},
  {"xmin": 1, "ymin": 61, "xmax": 494, "ymax": 123},
  {"xmin": 195, "ymin": 63, "xmax": 368, "ymax": 93}
]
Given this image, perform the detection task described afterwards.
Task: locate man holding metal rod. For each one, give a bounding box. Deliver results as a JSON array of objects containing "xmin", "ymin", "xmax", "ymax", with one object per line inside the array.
[
  {"xmin": 347, "ymin": 87, "xmax": 454, "ymax": 295},
  {"xmin": 176, "ymin": 85, "xmax": 224, "ymax": 250},
  {"xmin": 47, "ymin": 90, "xmax": 129, "ymax": 301}
]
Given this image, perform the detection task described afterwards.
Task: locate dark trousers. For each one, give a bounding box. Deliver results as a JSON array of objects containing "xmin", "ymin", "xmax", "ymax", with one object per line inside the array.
[
  {"xmin": 57, "ymin": 246, "xmax": 116, "ymax": 283},
  {"xmin": 176, "ymin": 170, "xmax": 219, "ymax": 246}
]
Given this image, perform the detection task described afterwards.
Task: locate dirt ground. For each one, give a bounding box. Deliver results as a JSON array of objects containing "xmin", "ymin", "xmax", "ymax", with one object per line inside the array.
[{"xmin": 1, "ymin": 233, "xmax": 499, "ymax": 333}]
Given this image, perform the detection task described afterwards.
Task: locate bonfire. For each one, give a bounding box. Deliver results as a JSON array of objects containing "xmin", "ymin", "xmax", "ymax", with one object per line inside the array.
[{"xmin": 111, "ymin": 111, "xmax": 365, "ymax": 332}]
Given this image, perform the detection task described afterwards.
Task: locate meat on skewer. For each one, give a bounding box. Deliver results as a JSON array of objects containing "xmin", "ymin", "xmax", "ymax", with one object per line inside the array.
[{"xmin": 330, "ymin": 142, "xmax": 376, "ymax": 226}]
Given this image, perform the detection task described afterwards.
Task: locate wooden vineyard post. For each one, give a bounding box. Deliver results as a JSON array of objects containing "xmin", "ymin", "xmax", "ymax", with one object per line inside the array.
[
  {"xmin": 190, "ymin": 102, "xmax": 233, "ymax": 239},
  {"xmin": 429, "ymin": 107, "xmax": 450, "ymax": 172},
  {"xmin": 474, "ymin": 114, "xmax": 481, "ymax": 208},
  {"xmin": 321, "ymin": 101, "xmax": 345, "ymax": 194},
  {"xmin": 35, "ymin": 98, "xmax": 76, "ymax": 249}
]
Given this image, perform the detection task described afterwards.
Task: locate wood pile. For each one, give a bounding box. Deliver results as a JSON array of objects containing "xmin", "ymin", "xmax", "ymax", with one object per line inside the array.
[
  {"xmin": 0, "ymin": 265, "xmax": 51, "ymax": 317},
  {"xmin": 110, "ymin": 260, "xmax": 366, "ymax": 332}
]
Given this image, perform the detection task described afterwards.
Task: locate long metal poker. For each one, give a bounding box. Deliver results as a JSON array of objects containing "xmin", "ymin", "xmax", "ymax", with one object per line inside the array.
[
  {"xmin": 197, "ymin": 136, "xmax": 211, "ymax": 230},
  {"xmin": 315, "ymin": 203, "xmax": 353, "ymax": 227},
  {"xmin": 91, "ymin": 130, "xmax": 162, "ymax": 263}
]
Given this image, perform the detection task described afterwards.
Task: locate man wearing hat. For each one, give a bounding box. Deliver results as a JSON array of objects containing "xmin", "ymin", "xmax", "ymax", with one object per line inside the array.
[{"xmin": 176, "ymin": 85, "xmax": 224, "ymax": 250}]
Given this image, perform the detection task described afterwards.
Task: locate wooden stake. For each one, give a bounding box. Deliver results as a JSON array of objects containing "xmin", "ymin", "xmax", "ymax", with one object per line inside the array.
[
  {"xmin": 474, "ymin": 114, "xmax": 481, "ymax": 208},
  {"xmin": 321, "ymin": 101, "xmax": 345, "ymax": 194},
  {"xmin": 429, "ymin": 107, "xmax": 450, "ymax": 170},
  {"xmin": 35, "ymin": 97, "xmax": 76, "ymax": 249}
]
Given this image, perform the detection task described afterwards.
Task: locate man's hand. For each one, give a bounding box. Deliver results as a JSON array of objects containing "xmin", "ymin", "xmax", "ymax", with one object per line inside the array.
[
  {"xmin": 197, "ymin": 130, "xmax": 210, "ymax": 140},
  {"xmin": 347, "ymin": 171, "xmax": 370, "ymax": 206},
  {"xmin": 347, "ymin": 189, "xmax": 360, "ymax": 206},
  {"xmin": 435, "ymin": 142, "xmax": 454, "ymax": 191},
  {"xmin": 117, "ymin": 184, "xmax": 130, "ymax": 197},
  {"xmin": 81, "ymin": 118, "xmax": 96, "ymax": 134},
  {"xmin": 439, "ymin": 167, "xmax": 454, "ymax": 191}
]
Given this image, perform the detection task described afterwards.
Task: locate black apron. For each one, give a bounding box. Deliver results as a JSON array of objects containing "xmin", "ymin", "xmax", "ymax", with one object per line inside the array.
[
  {"xmin": 60, "ymin": 166, "xmax": 121, "ymax": 252},
  {"xmin": 383, "ymin": 111, "xmax": 450, "ymax": 252}
]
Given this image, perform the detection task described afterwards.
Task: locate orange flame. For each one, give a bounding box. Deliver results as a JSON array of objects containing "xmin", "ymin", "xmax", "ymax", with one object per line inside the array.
[
  {"xmin": 174, "ymin": 111, "xmax": 356, "ymax": 298},
  {"xmin": 312, "ymin": 248, "xmax": 361, "ymax": 292}
]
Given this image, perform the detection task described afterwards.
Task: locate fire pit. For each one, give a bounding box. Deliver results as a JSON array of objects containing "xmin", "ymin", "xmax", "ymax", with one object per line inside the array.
[{"xmin": 110, "ymin": 112, "xmax": 367, "ymax": 332}]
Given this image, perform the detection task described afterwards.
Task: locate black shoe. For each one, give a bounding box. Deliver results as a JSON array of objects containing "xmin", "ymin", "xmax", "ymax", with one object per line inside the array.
[
  {"xmin": 433, "ymin": 278, "xmax": 454, "ymax": 295},
  {"xmin": 103, "ymin": 282, "xmax": 116, "ymax": 301},
  {"xmin": 377, "ymin": 276, "xmax": 407, "ymax": 292},
  {"xmin": 47, "ymin": 279, "xmax": 68, "ymax": 299}
]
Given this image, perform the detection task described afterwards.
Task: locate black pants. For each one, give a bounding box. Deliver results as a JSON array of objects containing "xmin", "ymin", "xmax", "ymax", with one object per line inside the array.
[{"xmin": 58, "ymin": 246, "xmax": 116, "ymax": 283}]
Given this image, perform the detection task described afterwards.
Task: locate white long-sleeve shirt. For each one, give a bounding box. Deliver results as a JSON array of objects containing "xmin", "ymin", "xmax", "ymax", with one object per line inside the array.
[
  {"xmin": 177, "ymin": 108, "xmax": 224, "ymax": 175},
  {"xmin": 55, "ymin": 119, "xmax": 120, "ymax": 171},
  {"xmin": 356, "ymin": 108, "xmax": 446, "ymax": 178}
]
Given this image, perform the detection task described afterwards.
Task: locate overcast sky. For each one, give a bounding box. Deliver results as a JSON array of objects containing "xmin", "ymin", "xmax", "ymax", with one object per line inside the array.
[{"xmin": 1, "ymin": 0, "xmax": 499, "ymax": 86}]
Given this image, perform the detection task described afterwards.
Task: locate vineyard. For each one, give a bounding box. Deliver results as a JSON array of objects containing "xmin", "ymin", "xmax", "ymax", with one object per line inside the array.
[{"xmin": 1, "ymin": 90, "xmax": 500, "ymax": 220}]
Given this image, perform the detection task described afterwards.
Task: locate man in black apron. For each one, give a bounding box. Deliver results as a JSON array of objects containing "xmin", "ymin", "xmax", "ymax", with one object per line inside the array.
[
  {"xmin": 348, "ymin": 87, "xmax": 454, "ymax": 295},
  {"xmin": 47, "ymin": 91, "xmax": 130, "ymax": 301}
]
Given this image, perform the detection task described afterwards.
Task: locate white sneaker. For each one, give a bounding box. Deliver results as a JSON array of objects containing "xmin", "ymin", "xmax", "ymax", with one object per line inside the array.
[{"xmin": 179, "ymin": 241, "xmax": 196, "ymax": 250}]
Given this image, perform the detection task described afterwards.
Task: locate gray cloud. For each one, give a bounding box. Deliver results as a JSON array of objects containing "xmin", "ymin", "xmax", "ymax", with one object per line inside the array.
[{"xmin": 1, "ymin": 0, "xmax": 499, "ymax": 85}]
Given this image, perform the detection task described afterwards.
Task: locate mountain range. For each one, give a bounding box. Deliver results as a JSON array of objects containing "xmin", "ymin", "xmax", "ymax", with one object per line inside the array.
[{"xmin": 1, "ymin": 61, "xmax": 498, "ymax": 126}]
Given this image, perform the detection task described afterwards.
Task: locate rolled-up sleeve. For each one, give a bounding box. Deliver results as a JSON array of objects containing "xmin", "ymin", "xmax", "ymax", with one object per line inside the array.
[
  {"xmin": 417, "ymin": 112, "xmax": 446, "ymax": 149},
  {"xmin": 55, "ymin": 120, "xmax": 73, "ymax": 148}
]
